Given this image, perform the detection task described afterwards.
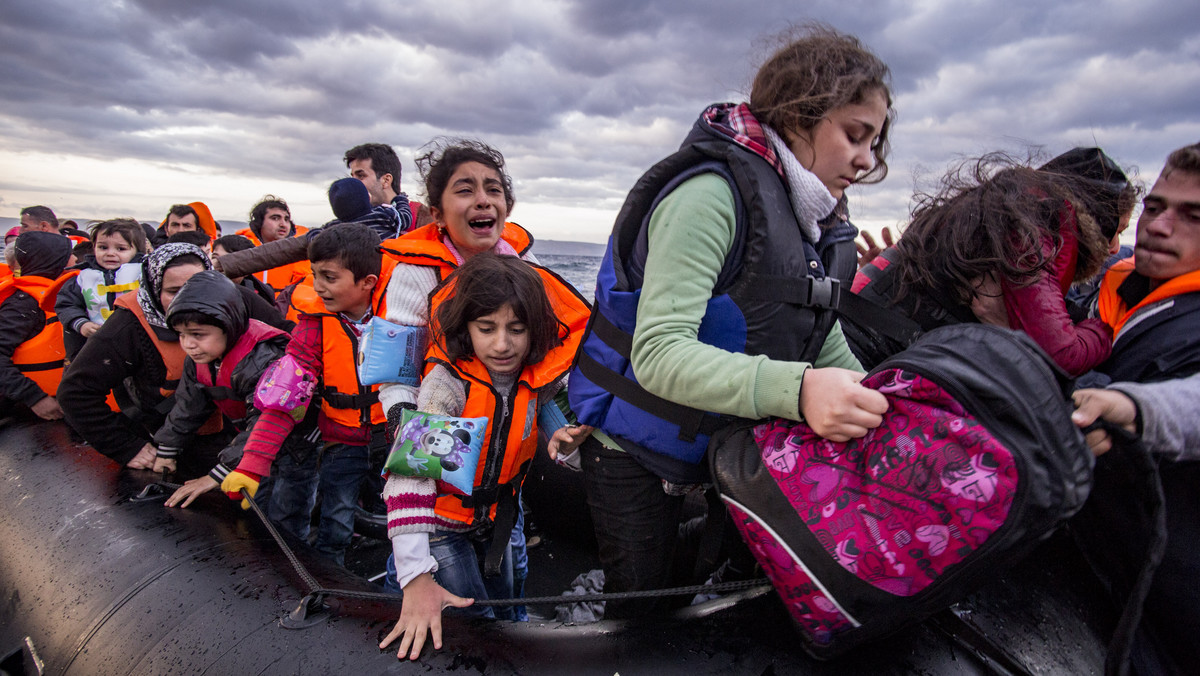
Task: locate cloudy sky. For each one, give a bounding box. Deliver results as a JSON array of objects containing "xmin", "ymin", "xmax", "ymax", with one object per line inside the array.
[{"xmin": 2, "ymin": 0, "xmax": 1198, "ymax": 243}]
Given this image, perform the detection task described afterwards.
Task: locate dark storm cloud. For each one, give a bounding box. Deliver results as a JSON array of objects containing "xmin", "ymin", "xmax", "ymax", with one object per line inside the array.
[{"xmin": 1, "ymin": 0, "xmax": 1199, "ymax": 235}]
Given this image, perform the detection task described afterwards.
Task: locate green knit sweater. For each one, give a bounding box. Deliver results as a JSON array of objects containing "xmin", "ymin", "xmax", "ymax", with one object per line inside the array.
[{"xmin": 630, "ymin": 173, "xmax": 863, "ymax": 422}]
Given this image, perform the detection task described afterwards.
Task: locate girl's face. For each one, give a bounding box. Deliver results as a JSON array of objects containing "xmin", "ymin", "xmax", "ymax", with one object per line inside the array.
[
  {"xmin": 786, "ymin": 89, "xmax": 888, "ymax": 199},
  {"xmin": 466, "ymin": 303, "xmax": 529, "ymax": 374},
  {"xmin": 432, "ymin": 161, "xmax": 509, "ymax": 259},
  {"xmin": 95, "ymin": 232, "xmax": 137, "ymax": 270}
]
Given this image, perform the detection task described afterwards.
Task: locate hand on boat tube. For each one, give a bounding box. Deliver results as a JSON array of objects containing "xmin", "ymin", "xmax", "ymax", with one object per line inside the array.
[
  {"xmin": 153, "ymin": 456, "xmax": 177, "ymax": 474},
  {"xmin": 126, "ymin": 443, "xmax": 158, "ymax": 470},
  {"xmin": 381, "ymin": 572, "xmax": 473, "ymax": 660},
  {"xmin": 220, "ymin": 469, "xmax": 262, "ymax": 509},
  {"xmin": 798, "ymin": 367, "xmax": 889, "ymax": 442},
  {"xmin": 165, "ymin": 476, "xmax": 219, "ymax": 508}
]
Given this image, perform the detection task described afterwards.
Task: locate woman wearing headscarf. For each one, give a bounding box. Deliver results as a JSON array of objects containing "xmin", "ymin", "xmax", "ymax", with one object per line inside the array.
[{"xmin": 59, "ymin": 243, "xmax": 291, "ymax": 473}]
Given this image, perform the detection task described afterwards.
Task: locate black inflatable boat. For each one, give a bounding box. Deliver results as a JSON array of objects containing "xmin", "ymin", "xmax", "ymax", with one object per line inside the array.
[{"xmin": 0, "ymin": 419, "xmax": 1114, "ymax": 674}]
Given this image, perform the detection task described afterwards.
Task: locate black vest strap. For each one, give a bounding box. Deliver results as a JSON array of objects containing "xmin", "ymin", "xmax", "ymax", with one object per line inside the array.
[
  {"xmin": 323, "ymin": 389, "xmax": 379, "ymax": 410},
  {"xmin": 15, "ymin": 359, "xmax": 63, "ymax": 372},
  {"xmin": 739, "ymin": 274, "xmax": 842, "ymax": 309},
  {"xmin": 576, "ymin": 348, "xmax": 728, "ymax": 443}
]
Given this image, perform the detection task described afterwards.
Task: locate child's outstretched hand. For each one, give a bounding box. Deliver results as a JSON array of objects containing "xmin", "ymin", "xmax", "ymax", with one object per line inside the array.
[
  {"xmin": 380, "ymin": 573, "xmax": 473, "ymax": 660},
  {"xmin": 165, "ymin": 476, "xmax": 219, "ymax": 508},
  {"xmin": 799, "ymin": 367, "xmax": 889, "ymax": 442},
  {"xmin": 547, "ymin": 424, "xmax": 593, "ymax": 461}
]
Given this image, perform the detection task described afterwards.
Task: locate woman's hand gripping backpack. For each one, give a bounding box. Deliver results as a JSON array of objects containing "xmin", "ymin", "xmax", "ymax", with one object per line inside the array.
[{"xmin": 709, "ymin": 324, "xmax": 1094, "ymax": 659}]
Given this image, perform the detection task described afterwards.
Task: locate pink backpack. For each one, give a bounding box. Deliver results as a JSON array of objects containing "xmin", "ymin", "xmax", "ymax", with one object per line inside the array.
[{"xmin": 709, "ymin": 324, "xmax": 1093, "ymax": 659}]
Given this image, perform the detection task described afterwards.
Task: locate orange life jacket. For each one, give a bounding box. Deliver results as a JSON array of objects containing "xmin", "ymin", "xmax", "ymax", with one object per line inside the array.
[
  {"xmin": 379, "ymin": 222, "xmax": 534, "ymax": 282},
  {"xmin": 0, "ymin": 272, "xmax": 77, "ymax": 398},
  {"xmin": 1098, "ymin": 257, "xmax": 1200, "ymax": 338},
  {"xmin": 112, "ymin": 292, "xmax": 223, "ymax": 433},
  {"xmin": 425, "ymin": 262, "xmax": 591, "ymax": 528},
  {"xmin": 289, "ymin": 255, "xmax": 397, "ymax": 429},
  {"xmin": 236, "ymin": 226, "xmax": 312, "ymax": 292}
]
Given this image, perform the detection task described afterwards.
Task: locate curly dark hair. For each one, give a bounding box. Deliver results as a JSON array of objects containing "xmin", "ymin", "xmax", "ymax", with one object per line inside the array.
[
  {"xmin": 749, "ymin": 23, "xmax": 894, "ymax": 184},
  {"xmin": 416, "ymin": 138, "xmax": 515, "ymax": 214},
  {"xmin": 432, "ymin": 253, "xmax": 563, "ymax": 368},
  {"xmin": 892, "ymin": 152, "xmax": 1125, "ymax": 309}
]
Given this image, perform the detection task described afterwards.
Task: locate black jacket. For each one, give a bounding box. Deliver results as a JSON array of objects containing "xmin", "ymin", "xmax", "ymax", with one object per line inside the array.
[{"xmin": 59, "ymin": 284, "xmax": 294, "ymax": 464}]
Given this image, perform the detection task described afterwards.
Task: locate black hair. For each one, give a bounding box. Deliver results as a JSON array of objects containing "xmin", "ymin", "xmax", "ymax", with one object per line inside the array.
[
  {"xmin": 90, "ymin": 218, "xmax": 149, "ymax": 252},
  {"xmin": 307, "ymin": 224, "xmax": 381, "ymax": 281},
  {"xmin": 433, "ymin": 253, "xmax": 562, "ymax": 366},
  {"xmin": 248, "ymin": 196, "xmax": 290, "ymax": 233},
  {"xmin": 416, "ymin": 138, "xmax": 515, "ymax": 213},
  {"xmin": 213, "ymin": 234, "xmax": 255, "ymax": 254},
  {"xmin": 72, "ymin": 241, "xmax": 93, "ymax": 259},
  {"xmin": 168, "ymin": 230, "xmax": 212, "ymax": 248},
  {"xmin": 20, "ymin": 205, "xmax": 58, "ymax": 228},
  {"xmin": 166, "ymin": 204, "xmax": 197, "ymax": 222},
  {"xmin": 344, "ymin": 143, "xmax": 402, "ymax": 189}
]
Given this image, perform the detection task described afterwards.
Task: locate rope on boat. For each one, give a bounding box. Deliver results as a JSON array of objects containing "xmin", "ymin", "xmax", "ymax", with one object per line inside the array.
[{"xmin": 136, "ymin": 477, "xmax": 772, "ymax": 609}]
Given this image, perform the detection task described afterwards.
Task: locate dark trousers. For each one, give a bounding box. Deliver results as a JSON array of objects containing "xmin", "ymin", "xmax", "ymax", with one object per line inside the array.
[{"xmin": 580, "ymin": 438, "xmax": 687, "ymax": 619}]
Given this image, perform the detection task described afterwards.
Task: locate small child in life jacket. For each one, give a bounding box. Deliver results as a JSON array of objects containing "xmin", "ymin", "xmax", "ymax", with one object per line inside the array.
[
  {"xmin": 148, "ymin": 270, "xmax": 320, "ymax": 538},
  {"xmin": 0, "ymin": 232, "xmax": 74, "ymax": 420},
  {"xmin": 379, "ymin": 252, "xmax": 590, "ymax": 660},
  {"xmin": 223, "ymin": 223, "xmax": 394, "ymax": 566},
  {"xmin": 56, "ymin": 218, "xmax": 147, "ymax": 359}
]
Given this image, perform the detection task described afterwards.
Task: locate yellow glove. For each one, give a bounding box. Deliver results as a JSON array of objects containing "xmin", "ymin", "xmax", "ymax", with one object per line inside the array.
[{"xmin": 220, "ymin": 469, "xmax": 261, "ymax": 510}]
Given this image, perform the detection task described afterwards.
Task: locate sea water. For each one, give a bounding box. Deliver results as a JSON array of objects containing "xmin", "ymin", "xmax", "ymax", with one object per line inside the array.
[{"xmin": 539, "ymin": 254, "xmax": 602, "ymax": 304}]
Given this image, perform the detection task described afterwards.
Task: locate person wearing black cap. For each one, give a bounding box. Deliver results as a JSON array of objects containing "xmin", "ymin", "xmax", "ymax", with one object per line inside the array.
[
  {"xmin": 0, "ymin": 232, "xmax": 74, "ymax": 420},
  {"xmin": 846, "ymin": 148, "xmax": 1136, "ymax": 376}
]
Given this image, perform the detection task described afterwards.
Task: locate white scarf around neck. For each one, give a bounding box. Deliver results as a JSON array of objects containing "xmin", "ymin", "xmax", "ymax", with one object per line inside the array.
[{"xmin": 763, "ymin": 126, "xmax": 838, "ymax": 243}]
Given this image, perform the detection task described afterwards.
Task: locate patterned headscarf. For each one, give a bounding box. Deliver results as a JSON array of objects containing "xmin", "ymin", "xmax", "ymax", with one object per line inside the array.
[{"xmin": 136, "ymin": 243, "xmax": 212, "ymax": 329}]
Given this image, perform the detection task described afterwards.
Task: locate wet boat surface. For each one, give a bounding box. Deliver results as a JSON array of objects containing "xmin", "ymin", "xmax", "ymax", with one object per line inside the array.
[{"xmin": 0, "ymin": 419, "xmax": 1112, "ymax": 674}]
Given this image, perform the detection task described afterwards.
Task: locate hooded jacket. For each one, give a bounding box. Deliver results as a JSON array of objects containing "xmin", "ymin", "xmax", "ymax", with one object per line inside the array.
[
  {"xmin": 151, "ymin": 271, "xmax": 316, "ymax": 481},
  {"xmin": 59, "ymin": 247, "xmax": 293, "ymax": 465}
]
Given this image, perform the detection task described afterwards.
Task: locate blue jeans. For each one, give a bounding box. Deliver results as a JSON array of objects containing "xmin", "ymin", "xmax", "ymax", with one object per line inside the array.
[
  {"xmin": 265, "ymin": 448, "xmax": 319, "ymax": 541},
  {"xmin": 383, "ymin": 530, "xmax": 517, "ymax": 620},
  {"xmin": 509, "ymin": 498, "xmax": 529, "ymax": 621},
  {"xmin": 313, "ymin": 442, "xmax": 370, "ymax": 565},
  {"xmin": 431, "ymin": 530, "xmax": 516, "ymax": 620}
]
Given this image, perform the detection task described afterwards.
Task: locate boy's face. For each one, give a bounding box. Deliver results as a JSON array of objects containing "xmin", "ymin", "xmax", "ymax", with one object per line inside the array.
[
  {"xmin": 312, "ymin": 259, "xmax": 377, "ymax": 317},
  {"xmin": 176, "ymin": 321, "xmax": 228, "ymax": 365}
]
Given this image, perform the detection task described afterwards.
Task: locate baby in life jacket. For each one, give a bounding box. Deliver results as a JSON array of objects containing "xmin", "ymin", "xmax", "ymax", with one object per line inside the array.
[
  {"xmin": 380, "ymin": 252, "xmax": 590, "ymax": 660},
  {"xmin": 55, "ymin": 218, "xmax": 147, "ymax": 358}
]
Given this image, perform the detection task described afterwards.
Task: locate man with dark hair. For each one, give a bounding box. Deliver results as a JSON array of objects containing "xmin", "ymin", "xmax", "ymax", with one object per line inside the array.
[
  {"xmin": 19, "ymin": 206, "xmax": 58, "ymax": 234},
  {"xmin": 235, "ymin": 196, "xmax": 309, "ymax": 293},
  {"xmin": 344, "ymin": 143, "xmax": 422, "ymax": 238},
  {"xmin": 244, "ymin": 196, "xmax": 300, "ymax": 245},
  {"xmin": 154, "ymin": 203, "xmax": 219, "ymax": 247},
  {"xmin": 1073, "ymin": 141, "xmax": 1200, "ymax": 675}
]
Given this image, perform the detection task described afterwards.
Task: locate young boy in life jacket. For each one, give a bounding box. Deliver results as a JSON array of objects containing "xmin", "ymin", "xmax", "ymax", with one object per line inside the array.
[
  {"xmin": 0, "ymin": 232, "xmax": 75, "ymax": 420},
  {"xmin": 224, "ymin": 224, "xmax": 396, "ymax": 565},
  {"xmin": 148, "ymin": 271, "xmax": 321, "ymax": 538},
  {"xmin": 56, "ymin": 219, "xmax": 147, "ymax": 359}
]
